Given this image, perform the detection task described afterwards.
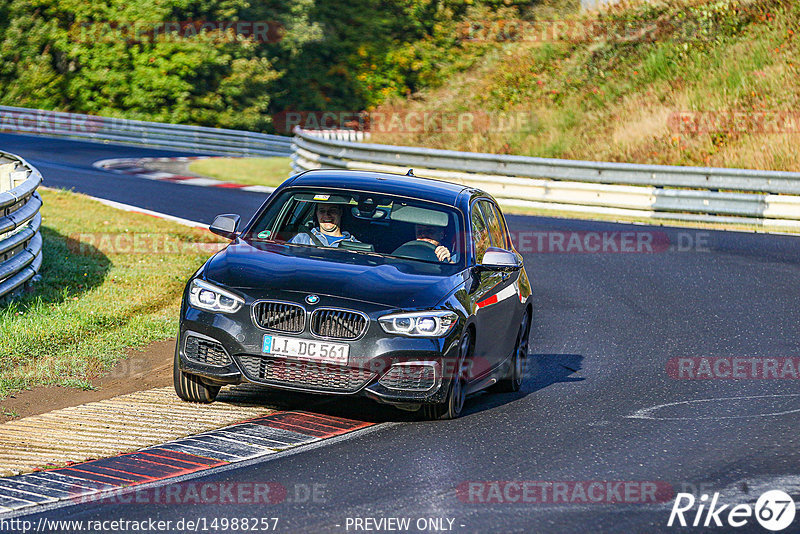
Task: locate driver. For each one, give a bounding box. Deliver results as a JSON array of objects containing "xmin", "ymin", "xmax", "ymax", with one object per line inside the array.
[
  {"xmin": 289, "ymin": 203, "xmax": 360, "ymax": 247},
  {"xmin": 415, "ymin": 223, "xmax": 453, "ymax": 262}
]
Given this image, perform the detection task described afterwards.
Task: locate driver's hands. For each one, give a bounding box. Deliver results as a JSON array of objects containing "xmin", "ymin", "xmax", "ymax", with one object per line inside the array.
[{"xmin": 435, "ymin": 245, "xmax": 451, "ymax": 263}]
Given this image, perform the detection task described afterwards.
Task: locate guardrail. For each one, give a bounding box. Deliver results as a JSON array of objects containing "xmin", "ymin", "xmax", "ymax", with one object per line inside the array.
[
  {"xmin": 0, "ymin": 151, "xmax": 43, "ymax": 300},
  {"xmin": 292, "ymin": 128, "xmax": 800, "ymax": 228},
  {"xmin": 300, "ymin": 129, "xmax": 371, "ymax": 142},
  {"xmin": 0, "ymin": 105, "xmax": 293, "ymax": 157}
]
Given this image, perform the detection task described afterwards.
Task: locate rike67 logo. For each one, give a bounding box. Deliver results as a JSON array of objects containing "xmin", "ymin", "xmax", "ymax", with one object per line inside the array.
[{"xmin": 668, "ymin": 490, "xmax": 796, "ymax": 531}]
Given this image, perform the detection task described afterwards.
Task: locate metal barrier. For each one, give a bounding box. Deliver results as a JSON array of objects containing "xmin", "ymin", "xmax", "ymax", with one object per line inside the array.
[
  {"xmin": 0, "ymin": 105, "xmax": 293, "ymax": 157},
  {"xmin": 292, "ymin": 128, "xmax": 800, "ymax": 228},
  {"xmin": 0, "ymin": 151, "xmax": 43, "ymax": 300},
  {"xmin": 300, "ymin": 129, "xmax": 371, "ymax": 142}
]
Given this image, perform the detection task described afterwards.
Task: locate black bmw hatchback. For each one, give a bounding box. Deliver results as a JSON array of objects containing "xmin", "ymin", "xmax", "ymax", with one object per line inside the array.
[{"xmin": 174, "ymin": 169, "xmax": 532, "ymax": 419}]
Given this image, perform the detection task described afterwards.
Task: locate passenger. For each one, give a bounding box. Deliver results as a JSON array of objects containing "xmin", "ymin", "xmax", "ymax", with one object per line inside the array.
[{"xmin": 289, "ymin": 203, "xmax": 360, "ymax": 247}]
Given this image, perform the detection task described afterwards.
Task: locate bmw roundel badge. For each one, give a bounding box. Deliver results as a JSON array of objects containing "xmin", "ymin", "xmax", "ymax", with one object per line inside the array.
[{"xmin": 305, "ymin": 294, "xmax": 320, "ymax": 305}]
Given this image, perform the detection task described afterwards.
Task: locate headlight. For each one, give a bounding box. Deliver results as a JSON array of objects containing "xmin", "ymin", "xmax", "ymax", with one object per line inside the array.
[
  {"xmin": 378, "ymin": 310, "xmax": 457, "ymax": 337},
  {"xmin": 188, "ymin": 279, "xmax": 244, "ymax": 313}
]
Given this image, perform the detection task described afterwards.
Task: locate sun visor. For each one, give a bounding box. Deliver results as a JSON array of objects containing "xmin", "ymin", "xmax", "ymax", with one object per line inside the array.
[
  {"xmin": 390, "ymin": 205, "xmax": 448, "ymax": 227},
  {"xmin": 295, "ymin": 193, "xmax": 355, "ymax": 204}
]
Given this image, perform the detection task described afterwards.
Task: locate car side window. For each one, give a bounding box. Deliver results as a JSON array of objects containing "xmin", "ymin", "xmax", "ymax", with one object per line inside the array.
[
  {"xmin": 470, "ymin": 203, "xmax": 490, "ymax": 263},
  {"xmin": 284, "ymin": 200, "xmax": 310, "ymax": 229},
  {"xmin": 479, "ymin": 200, "xmax": 507, "ymax": 249},
  {"xmin": 491, "ymin": 202, "xmax": 512, "ymax": 249},
  {"xmin": 267, "ymin": 199, "xmax": 310, "ymax": 240}
]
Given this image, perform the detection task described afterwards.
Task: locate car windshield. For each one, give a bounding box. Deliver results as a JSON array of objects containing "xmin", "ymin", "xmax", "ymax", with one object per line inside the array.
[{"xmin": 244, "ymin": 188, "xmax": 466, "ymax": 266}]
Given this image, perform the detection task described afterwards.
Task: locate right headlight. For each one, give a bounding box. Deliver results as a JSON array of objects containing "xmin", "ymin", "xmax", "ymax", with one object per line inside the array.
[
  {"xmin": 188, "ymin": 279, "xmax": 244, "ymax": 313},
  {"xmin": 378, "ymin": 310, "xmax": 458, "ymax": 337}
]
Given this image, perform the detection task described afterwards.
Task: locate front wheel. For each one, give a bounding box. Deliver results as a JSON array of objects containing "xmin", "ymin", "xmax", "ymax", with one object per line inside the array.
[
  {"xmin": 173, "ymin": 345, "xmax": 220, "ymax": 403},
  {"xmin": 422, "ymin": 330, "xmax": 471, "ymax": 420}
]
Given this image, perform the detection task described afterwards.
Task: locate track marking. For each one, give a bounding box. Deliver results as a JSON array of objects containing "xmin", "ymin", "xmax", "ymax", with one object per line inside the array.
[
  {"xmin": 627, "ymin": 393, "xmax": 800, "ymax": 420},
  {"xmin": 93, "ymin": 157, "xmax": 276, "ymax": 194}
]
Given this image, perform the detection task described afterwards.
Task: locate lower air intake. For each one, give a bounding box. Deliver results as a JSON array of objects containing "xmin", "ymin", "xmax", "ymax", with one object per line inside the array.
[
  {"xmin": 184, "ymin": 336, "xmax": 231, "ymax": 366},
  {"xmin": 379, "ymin": 364, "xmax": 437, "ymax": 391},
  {"xmin": 236, "ymin": 355, "xmax": 375, "ymax": 393}
]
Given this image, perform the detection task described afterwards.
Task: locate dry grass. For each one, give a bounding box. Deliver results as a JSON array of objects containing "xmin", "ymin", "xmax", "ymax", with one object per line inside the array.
[{"xmin": 368, "ymin": 0, "xmax": 800, "ymax": 172}]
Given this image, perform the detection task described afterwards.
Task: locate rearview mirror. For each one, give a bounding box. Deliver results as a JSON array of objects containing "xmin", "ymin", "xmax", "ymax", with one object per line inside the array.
[
  {"xmin": 480, "ymin": 247, "xmax": 521, "ymax": 271},
  {"xmin": 209, "ymin": 214, "xmax": 240, "ymax": 240}
]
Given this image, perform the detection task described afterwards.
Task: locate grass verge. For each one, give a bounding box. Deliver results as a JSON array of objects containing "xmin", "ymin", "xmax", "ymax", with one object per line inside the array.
[
  {"xmin": 188, "ymin": 157, "xmax": 293, "ymax": 187},
  {"xmin": 0, "ymin": 189, "xmax": 224, "ymax": 400}
]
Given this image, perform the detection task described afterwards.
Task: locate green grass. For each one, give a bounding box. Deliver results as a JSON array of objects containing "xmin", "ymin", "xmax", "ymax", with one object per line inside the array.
[
  {"xmin": 188, "ymin": 157, "xmax": 293, "ymax": 187},
  {"xmin": 0, "ymin": 189, "xmax": 224, "ymax": 400}
]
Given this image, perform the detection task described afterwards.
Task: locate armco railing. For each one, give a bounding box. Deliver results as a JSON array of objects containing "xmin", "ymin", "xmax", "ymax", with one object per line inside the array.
[
  {"xmin": 292, "ymin": 128, "xmax": 800, "ymax": 228},
  {"xmin": 0, "ymin": 105, "xmax": 293, "ymax": 157},
  {"xmin": 0, "ymin": 151, "xmax": 43, "ymax": 300}
]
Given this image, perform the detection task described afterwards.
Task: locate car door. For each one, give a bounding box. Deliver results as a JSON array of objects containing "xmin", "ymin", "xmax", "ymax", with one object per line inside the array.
[
  {"xmin": 479, "ymin": 200, "xmax": 523, "ymax": 360},
  {"xmin": 469, "ymin": 200, "xmax": 514, "ymax": 378}
]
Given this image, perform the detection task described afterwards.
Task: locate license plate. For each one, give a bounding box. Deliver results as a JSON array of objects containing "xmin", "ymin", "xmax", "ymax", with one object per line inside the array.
[{"xmin": 262, "ymin": 335, "xmax": 349, "ymax": 365}]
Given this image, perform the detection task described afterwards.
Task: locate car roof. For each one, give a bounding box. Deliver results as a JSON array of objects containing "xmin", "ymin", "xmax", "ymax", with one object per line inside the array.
[{"xmin": 286, "ymin": 169, "xmax": 474, "ymax": 206}]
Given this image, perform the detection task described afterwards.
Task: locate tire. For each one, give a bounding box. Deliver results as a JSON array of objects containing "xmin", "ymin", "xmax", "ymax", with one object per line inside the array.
[
  {"xmin": 422, "ymin": 329, "xmax": 471, "ymax": 420},
  {"xmin": 494, "ymin": 310, "xmax": 530, "ymax": 393},
  {"xmin": 173, "ymin": 344, "xmax": 220, "ymax": 403}
]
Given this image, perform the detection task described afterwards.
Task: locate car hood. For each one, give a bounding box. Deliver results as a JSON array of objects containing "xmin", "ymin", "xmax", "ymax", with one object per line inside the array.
[{"xmin": 203, "ymin": 240, "xmax": 466, "ymax": 309}]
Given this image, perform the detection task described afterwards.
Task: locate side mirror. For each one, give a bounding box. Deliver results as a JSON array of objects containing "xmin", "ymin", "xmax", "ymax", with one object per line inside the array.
[
  {"xmin": 209, "ymin": 214, "xmax": 241, "ymax": 240},
  {"xmin": 479, "ymin": 247, "xmax": 521, "ymax": 272}
]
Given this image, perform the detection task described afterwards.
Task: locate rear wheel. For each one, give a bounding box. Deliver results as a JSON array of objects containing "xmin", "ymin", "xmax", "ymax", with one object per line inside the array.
[
  {"xmin": 422, "ymin": 330, "xmax": 471, "ymax": 420},
  {"xmin": 495, "ymin": 310, "xmax": 530, "ymax": 393},
  {"xmin": 173, "ymin": 344, "xmax": 220, "ymax": 403}
]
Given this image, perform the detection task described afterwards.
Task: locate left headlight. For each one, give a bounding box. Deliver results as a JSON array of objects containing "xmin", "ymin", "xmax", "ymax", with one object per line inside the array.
[
  {"xmin": 378, "ymin": 310, "xmax": 458, "ymax": 337},
  {"xmin": 188, "ymin": 279, "xmax": 244, "ymax": 313}
]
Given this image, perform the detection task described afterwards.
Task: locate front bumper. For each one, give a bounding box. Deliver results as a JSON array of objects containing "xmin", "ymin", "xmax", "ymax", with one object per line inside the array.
[{"xmin": 177, "ymin": 293, "xmax": 462, "ymax": 406}]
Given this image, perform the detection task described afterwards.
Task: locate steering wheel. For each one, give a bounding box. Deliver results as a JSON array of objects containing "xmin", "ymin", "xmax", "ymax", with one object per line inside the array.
[{"xmin": 392, "ymin": 240, "xmax": 440, "ymax": 262}]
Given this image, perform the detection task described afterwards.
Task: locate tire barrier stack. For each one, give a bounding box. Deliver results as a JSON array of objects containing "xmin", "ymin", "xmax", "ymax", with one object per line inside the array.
[{"xmin": 0, "ymin": 151, "xmax": 43, "ymax": 300}]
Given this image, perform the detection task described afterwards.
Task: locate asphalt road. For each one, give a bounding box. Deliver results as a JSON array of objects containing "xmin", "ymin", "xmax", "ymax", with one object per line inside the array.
[
  {"xmin": 0, "ymin": 132, "xmax": 265, "ymax": 224},
  {"xmin": 4, "ymin": 133, "xmax": 800, "ymax": 533}
]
